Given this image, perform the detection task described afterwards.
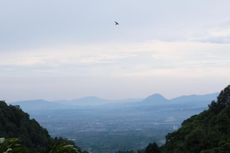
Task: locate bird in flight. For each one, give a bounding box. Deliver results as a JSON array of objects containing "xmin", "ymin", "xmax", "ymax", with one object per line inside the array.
[{"xmin": 114, "ymin": 21, "xmax": 119, "ymax": 26}]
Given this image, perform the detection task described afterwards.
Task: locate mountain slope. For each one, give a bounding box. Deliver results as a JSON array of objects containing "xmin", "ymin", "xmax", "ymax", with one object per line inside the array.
[
  {"xmin": 0, "ymin": 101, "xmax": 86, "ymax": 153},
  {"xmin": 0, "ymin": 101, "xmax": 50, "ymax": 153},
  {"xmin": 162, "ymin": 85, "xmax": 230, "ymax": 153}
]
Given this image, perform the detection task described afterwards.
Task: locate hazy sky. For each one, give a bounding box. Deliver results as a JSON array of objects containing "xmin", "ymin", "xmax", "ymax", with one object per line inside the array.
[{"xmin": 1, "ymin": 0, "xmax": 230, "ymax": 101}]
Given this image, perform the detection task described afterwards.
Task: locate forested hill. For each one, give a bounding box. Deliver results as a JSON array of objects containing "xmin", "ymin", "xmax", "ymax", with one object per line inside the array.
[
  {"xmin": 0, "ymin": 100, "xmax": 87, "ymax": 153},
  {"xmin": 162, "ymin": 85, "xmax": 230, "ymax": 153},
  {"xmin": 117, "ymin": 85, "xmax": 230, "ymax": 153}
]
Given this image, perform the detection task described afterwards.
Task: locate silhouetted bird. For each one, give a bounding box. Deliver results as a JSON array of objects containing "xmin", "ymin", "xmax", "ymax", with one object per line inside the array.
[{"xmin": 115, "ymin": 21, "xmax": 119, "ymax": 25}]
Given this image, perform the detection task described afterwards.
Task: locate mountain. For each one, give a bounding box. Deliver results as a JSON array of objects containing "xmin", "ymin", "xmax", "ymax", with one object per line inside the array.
[
  {"xmin": 12, "ymin": 99, "xmax": 69, "ymax": 111},
  {"xmin": 141, "ymin": 93, "xmax": 218, "ymax": 108},
  {"xmin": 12, "ymin": 93, "xmax": 218, "ymax": 111},
  {"xmin": 170, "ymin": 93, "xmax": 218, "ymax": 104},
  {"xmin": 161, "ymin": 85, "xmax": 230, "ymax": 153},
  {"xmin": 56, "ymin": 96, "xmax": 112, "ymax": 106},
  {"xmin": 0, "ymin": 100, "xmax": 87, "ymax": 153},
  {"xmin": 13, "ymin": 97, "xmax": 141, "ymax": 111},
  {"xmin": 55, "ymin": 97, "xmax": 142, "ymax": 106},
  {"xmin": 142, "ymin": 94, "xmax": 169, "ymax": 105}
]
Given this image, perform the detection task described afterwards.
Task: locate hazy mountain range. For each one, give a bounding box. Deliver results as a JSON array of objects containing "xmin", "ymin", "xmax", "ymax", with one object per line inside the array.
[{"xmin": 11, "ymin": 92, "xmax": 218, "ymax": 111}]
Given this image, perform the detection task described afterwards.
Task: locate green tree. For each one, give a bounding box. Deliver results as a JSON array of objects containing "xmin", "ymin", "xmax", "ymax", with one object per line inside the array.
[
  {"xmin": 144, "ymin": 143, "xmax": 160, "ymax": 153},
  {"xmin": 0, "ymin": 138, "xmax": 28, "ymax": 153},
  {"xmin": 48, "ymin": 138, "xmax": 81, "ymax": 153}
]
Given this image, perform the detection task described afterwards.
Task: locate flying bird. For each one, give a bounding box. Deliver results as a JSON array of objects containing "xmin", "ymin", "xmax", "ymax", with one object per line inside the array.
[{"xmin": 114, "ymin": 21, "xmax": 119, "ymax": 26}]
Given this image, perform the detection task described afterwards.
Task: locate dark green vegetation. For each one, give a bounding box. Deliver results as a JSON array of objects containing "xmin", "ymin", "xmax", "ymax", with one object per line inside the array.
[
  {"xmin": 0, "ymin": 101, "xmax": 87, "ymax": 153},
  {"xmin": 0, "ymin": 138, "xmax": 28, "ymax": 153},
  {"xmin": 115, "ymin": 143, "xmax": 161, "ymax": 153},
  {"xmin": 118, "ymin": 85, "xmax": 230, "ymax": 153}
]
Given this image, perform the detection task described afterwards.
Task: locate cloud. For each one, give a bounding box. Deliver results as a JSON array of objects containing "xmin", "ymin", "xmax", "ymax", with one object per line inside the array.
[
  {"xmin": 1, "ymin": 40, "xmax": 230, "ymax": 78},
  {"xmin": 190, "ymin": 19, "xmax": 230, "ymax": 44}
]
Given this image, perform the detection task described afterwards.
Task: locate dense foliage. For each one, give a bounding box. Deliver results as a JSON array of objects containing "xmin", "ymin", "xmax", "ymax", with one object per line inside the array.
[
  {"xmin": 0, "ymin": 101, "xmax": 87, "ymax": 153},
  {"xmin": 0, "ymin": 138, "xmax": 28, "ymax": 153}
]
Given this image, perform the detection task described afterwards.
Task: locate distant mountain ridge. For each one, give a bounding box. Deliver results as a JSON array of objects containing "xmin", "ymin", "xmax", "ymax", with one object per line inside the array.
[
  {"xmin": 13, "ymin": 99, "xmax": 68, "ymax": 111},
  {"xmin": 11, "ymin": 93, "xmax": 218, "ymax": 112},
  {"xmin": 141, "ymin": 93, "xmax": 218, "ymax": 106},
  {"xmin": 55, "ymin": 96, "xmax": 115, "ymax": 106},
  {"xmin": 171, "ymin": 93, "xmax": 219, "ymax": 104}
]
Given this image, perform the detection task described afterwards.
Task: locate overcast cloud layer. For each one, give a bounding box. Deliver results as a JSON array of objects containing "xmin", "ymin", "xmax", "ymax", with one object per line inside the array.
[{"xmin": 0, "ymin": 0, "xmax": 230, "ymax": 101}]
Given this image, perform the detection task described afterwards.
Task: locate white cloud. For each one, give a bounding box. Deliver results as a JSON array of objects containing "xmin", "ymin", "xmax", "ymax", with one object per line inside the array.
[
  {"xmin": 0, "ymin": 40, "xmax": 230, "ymax": 78},
  {"xmin": 190, "ymin": 19, "xmax": 230, "ymax": 44}
]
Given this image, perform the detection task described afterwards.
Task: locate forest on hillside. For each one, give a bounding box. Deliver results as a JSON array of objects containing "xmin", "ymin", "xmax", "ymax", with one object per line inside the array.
[{"xmin": 0, "ymin": 101, "xmax": 87, "ymax": 153}]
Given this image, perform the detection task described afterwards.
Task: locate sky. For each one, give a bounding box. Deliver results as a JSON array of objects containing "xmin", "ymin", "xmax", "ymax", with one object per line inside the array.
[{"xmin": 0, "ymin": 0, "xmax": 230, "ymax": 101}]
